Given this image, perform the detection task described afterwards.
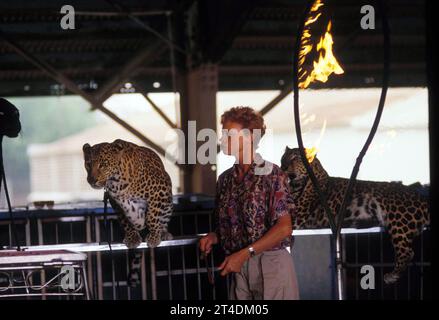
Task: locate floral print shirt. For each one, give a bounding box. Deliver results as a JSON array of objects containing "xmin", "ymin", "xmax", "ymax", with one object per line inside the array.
[{"xmin": 213, "ymin": 154, "xmax": 295, "ymax": 255}]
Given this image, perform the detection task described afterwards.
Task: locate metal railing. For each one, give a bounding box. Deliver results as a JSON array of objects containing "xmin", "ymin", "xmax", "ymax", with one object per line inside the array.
[
  {"xmin": 0, "ymin": 200, "xmax": 225, "ymax": 300},
  {"xmin": 11, "ymin": 236, "xmax": 218, "ymax": 300},
  {"xmin": 0, "ymin": 202, "xmax": 431, "ymax": 300},
  {"xmin": 342, "ymin": 227, "xmax": 431, "ymax": 300}
]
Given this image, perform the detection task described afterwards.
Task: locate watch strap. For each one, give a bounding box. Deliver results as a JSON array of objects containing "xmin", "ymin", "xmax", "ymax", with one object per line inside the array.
[{"xmin": 248, "ymin": 246, "xmax": 256, "ymax": 257}]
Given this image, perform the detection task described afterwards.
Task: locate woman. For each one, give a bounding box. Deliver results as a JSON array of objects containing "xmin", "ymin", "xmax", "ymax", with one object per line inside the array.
[{"xmin": 199, "ymin": 106, "xmax": 300, "ymax": 300}]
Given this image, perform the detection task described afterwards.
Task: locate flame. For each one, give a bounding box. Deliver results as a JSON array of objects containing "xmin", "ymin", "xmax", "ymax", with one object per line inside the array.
[
  {"xmin": 316, "ymin": 118, "xmax": 327, "ymax": 143},
  {"xmin": 305, "ymin": 119, "xmax": 327, "ymax": 163},
  {"xmin": 302, "ymin": 113, "xmax": 316, "ymax": 126},
  {"xmin": 305, "ymin": 147, "xmax": 318, "ymax": 163},
  {"xmin": 298, "ymin": 1, "xmax": 344, "ymax": 89}
]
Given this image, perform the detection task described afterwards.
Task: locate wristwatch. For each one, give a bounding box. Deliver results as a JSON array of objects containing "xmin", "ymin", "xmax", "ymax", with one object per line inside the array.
[{"xmin": 248, "ymin": 246, "xmax": 256, "ymax": 258}]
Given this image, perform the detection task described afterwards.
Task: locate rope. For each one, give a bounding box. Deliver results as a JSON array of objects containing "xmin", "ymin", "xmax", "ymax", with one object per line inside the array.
[
  {"xmin": 200, "ymin": 250, "xmax": 215, "ymax": 286},
  {"xmin": 102, "ymin": 190, "xmax": 121, "ymax": 299}
]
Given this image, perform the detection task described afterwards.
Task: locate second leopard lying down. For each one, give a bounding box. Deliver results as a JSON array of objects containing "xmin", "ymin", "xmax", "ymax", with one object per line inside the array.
[{"xmin": 281, "ymin": 147, "xmax": 429, "ymax": 285}]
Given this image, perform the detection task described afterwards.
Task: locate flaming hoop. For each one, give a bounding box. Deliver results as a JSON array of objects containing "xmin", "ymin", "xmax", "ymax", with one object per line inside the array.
[
  {"xmin": 298, "ymin": 0, "xmax": 344, "ymax": 89},
  {"xmin": 292, "ymin": 0, "xmax": 390, "ymax": 300}
]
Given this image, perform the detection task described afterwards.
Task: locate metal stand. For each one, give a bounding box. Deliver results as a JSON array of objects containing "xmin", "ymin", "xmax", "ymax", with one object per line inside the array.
[{"xmin": 0, "ymin": 249, "xmax": 90, "ymax": 299}]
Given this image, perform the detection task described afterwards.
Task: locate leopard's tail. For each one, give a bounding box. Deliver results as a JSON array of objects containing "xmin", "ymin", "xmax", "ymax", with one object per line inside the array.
[
  {"xmin": 127, "ymin": 249, "xmax": 142, "ymax": 287},
  {"xmin": 127, "ymin": 230, "xmax": 174, "ymax": 287}
]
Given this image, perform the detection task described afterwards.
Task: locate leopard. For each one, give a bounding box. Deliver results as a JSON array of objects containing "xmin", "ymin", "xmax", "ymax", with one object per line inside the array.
[
  {"xmin": 280, "ymin": 147, "xmax": 430, "ymax": 285},
  {"xmin": 83, "ymin": 139, "xmax": 173, "ymax": 287}
]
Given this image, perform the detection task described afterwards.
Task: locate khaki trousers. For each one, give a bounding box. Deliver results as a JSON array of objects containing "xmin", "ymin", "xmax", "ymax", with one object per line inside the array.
[{"xmin": 229, "ymin": 249, "xmax": 300, "ymax": 300}]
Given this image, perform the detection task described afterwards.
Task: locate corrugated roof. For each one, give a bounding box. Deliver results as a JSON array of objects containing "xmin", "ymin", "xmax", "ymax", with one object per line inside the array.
[{"xmin": 0, "ymin": 0, "xmax": 427, "ymax": 97}]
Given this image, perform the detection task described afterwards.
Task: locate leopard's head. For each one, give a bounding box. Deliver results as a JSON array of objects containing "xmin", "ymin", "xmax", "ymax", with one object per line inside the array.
[
  {"xmin": 0, "ymin": 98, "xmax": 21, "ymax": 138},
  {"xmin": 281, "ymin": 147, "xmax": 329, "ymax": 194},
  {"xmin": 82, "ymin": 140, "xmax": 126, "ymax": 189}
]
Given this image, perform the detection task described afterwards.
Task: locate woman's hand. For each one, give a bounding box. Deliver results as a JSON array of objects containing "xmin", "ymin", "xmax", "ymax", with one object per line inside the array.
[
  {"xmin": 199, "ymin": 232, "xmax": 218, "ymax": 255},
  {"xmin": 218, "ymin": 249, "xmax": 250, "ymax": 276}
]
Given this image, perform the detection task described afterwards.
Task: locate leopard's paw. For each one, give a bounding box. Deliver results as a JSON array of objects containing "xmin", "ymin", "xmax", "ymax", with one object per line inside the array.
[
  {"xmin": 123, "ymin": 231, "xmax": 142, "ymax": 249},
  {"xmin": 146, "ymin": 233, "xmax": 162, "ymax": 248}
]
